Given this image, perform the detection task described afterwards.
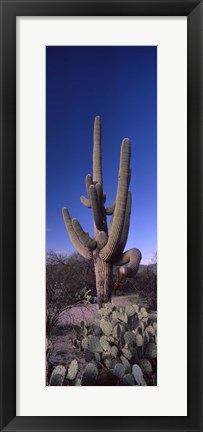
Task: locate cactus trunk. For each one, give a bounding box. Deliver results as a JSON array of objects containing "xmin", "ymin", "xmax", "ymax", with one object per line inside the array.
[
  {"xmin": 62, "ymin": 116, "xmax": 142, "ymax": 307},
  {"xmin": 94, "ymin": 255, "xmax": 112, "ymax": 307}
]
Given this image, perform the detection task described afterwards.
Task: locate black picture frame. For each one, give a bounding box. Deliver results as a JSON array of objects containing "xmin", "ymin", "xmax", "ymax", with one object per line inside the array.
[{"xmin": 0, "ymin": 0, "xmax": 202, "ymax": 431}]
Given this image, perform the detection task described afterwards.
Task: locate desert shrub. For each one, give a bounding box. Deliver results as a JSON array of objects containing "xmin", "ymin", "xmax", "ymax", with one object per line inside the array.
[
  {"xmin": 111, "ymin": 266, "xmax": 157, "ymax": 310},
  {"xmin": 47, "ymin": 302, "xmax": 157, "ymax": 386},
  {"xmin": 46, "ymin": 251, "xmax": 95, "ymax": 335},
  {"xmin": 111, "ymin": 269, "xmax": 134, "ymax": 295},
  {"xmin": 133, "ymin": 268, "xmax": 157, "ymax": 310},
  {"xmin": 46, "ymin": 251, "xmax": 96, "ymax": 297}
]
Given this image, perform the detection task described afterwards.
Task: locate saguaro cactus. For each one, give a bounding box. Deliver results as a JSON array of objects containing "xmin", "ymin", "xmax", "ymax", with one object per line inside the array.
[{"xmin": 62, "ymin": 117, "xmax": 141, "ymax": 306}]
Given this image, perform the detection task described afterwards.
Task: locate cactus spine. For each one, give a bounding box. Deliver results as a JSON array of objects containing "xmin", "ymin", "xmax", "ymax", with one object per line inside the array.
[{"xmin": 62, "ymin": 116, "xmax": 141, "ymax": 306}]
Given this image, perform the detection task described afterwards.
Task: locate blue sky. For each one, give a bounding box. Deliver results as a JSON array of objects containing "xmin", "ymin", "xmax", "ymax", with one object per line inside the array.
[{"xmin": 46, "ymin": 46, "xmax": 157, "ymax": 264}]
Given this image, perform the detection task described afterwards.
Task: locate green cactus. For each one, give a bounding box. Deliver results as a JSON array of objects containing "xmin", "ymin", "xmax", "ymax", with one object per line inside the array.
[
  {"xmin": 85, "ymin": 350, "xmax": 94, "ymax": 362},
  {"xmin": 135, "ymin": 334, "xmax": 144, "ymax": 347},
  {"xmin": 140, "ymin": 307, "xmax": 148, "ymax": 318},
  {"xmin": 81, "ymin": 363, "xmax": 99, "ymax": 386},
  {"xmin": 105, "ymin": 302, "xmax": 114, "ymax": 310},
  {"xmin": 67, "ymin": 359, "xmax": 78, "ymax": 381},
  {"xmin": 80, "ymin": 319, "xmax": 86, "ymax": 328},
  {"xmin": 124, "ymin": 331, "xmax": 136, "ymax": 346},
  {"xmin": 73, "ymin": 378, "xmax": 81, "ymax": 386},
  {"xmin": 62, "ymin": 116, "xmax": 141, "ymax": 306},
  {"xmin": 99, "ymin": 307, "xmax": 109, "ymax": 317},
  {"xmin": 49, "ymin": 365, "xmax": 66, "ymax": 386},
  {"xmin": 87, "ymin": 335, "xmax": 103, "ymax": 353},
  {"xmin": 122, "ymin": 373, "xmax": 136, "ymax": 386},
  {"xmin": 111, "ymin": 345, "xmax": 118, "ymax": 358},
  {"xmin": 132, "ymin": 364, "xmax": 147, "ymax": 386},
  {"xmin": 145, "ymin": 342, "xmax": 157, "ymax": 359},
  {"xmin": 112, "ymin": 323, "xmax": 125, "ymax": 340},
  {"xmin": 93, "ymin": 324, "xmax": 102, "ymax": 336},
  {"xmin": 153, "ymin": 321, "xmax": 157, "ymax": 331},
  {"xmin": 104, "ymin": 358, "xmax": 112, "ymax": 369},
  {"xmin": 94, "ymin": 352, "xmax": 101, "ymax": 362},
  {"xmin": 54, "ymin": 305, "xmax": 158, "ymax": 387},
  {"xmin": 116, "ymin": 310, "xmax": 128, "ymax": 323},
  {"xmin": 133, "ymin": 303, "xmax": 139, "ymax": 313},
  {"xmin": 122, "ymin": 348, "xmax": 132, "ymax": 361},
  {"xmin": 145, "ymin": 325, "xmax": 155, "ymax": 337},
  {"xmin": 125, "ymin": 305, "xmax": 136, "ymax": 317},
  {"xmin": 139, "ymin": 358, "xmax": 153, "ymax": 376},
  {"xmin": 130, "ymin": 316, "xmax": 140, "ymax": 330},
  {"xmin": 120, "ymin": 356, "xmax": 131, "ymax": 373},
  {"xmin": 100, "ymin": 319, "xmax": 112, "ymax": 336},
  {"xmin": 113, "ymin": 363, "xmax": 126, "ymax": 378},
  {"xmin": 81, "ymin": 337, "xmax": 89, "ymax": 351},
  {"xmin": 100, "ymin": 335, "xmax": 111, "ymax": 352}
]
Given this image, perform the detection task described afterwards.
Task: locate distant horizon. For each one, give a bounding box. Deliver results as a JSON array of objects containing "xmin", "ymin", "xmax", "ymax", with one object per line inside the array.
[
  {"xmin": 46, "ymin": 46, "xmax": 157, "ymax": 265},
  {"xmin": 45, "ymin": 248, "xmax": 156, "ymax": 266}
]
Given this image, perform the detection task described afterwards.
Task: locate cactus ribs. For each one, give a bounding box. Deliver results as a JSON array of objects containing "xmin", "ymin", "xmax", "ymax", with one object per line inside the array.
[{"xmin": 62, "ymin": 116, "xmax": 141, "ymax": 306}]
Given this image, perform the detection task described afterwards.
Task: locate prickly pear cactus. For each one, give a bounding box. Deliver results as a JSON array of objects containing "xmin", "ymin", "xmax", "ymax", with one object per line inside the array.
[
  {"xmin": 47, "ymin": 303, "xmax": 157, "ymax": 386},
  {"xmin": 145, "ymin": 342, "xmax": 157, "ymax": 359},
  {"xmin": 122, "ymin": 373, "xmax": 136, "ymax": 386},
  {"xmin": 139, "ymin": 358, "xmax": 153, "ymax": 376},
  {"xmin": 81, "ymin": 363, "xmax": 99, "ymax": 386},
  {"xmin": 49, "ymin": 365, "xmax": 66, "ymax": 386},
  {"xmin": 132, "ymin": 364, "xmax": 147, "ymax": 386},
  {"xmin": 87, "ymin": 335, "xmax": 103, "ymax": 353},
  {"xmin": 67, "ymin": 359, "xmax": 78, "ymax": 381},
  {"xmin": 76, "ymin": 302, "xmax": 157, "ymax": 386},
  {"xmin": 62, "ymin": 116, "xmax": 142, "ymax": 306}
]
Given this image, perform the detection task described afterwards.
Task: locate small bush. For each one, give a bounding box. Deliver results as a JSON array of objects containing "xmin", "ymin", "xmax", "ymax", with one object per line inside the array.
[
  {"xmin": 46, "ymin": 251, "xmax": 95, "ymax": 335},
  {"xmin": 131, "ymin": 268, "xmax": 157, "ymax": 310},
  {"xmin": 111, "ymin": 266, "xmax": 157, "ymax": 311}
]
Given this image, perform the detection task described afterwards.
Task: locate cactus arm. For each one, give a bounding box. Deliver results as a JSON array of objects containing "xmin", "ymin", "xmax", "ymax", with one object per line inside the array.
[
  {"xmin": 72, "ymin": 218, "xmax": 97, "ymax": 250},
  {"xmin": 95, "ymin": 183, "xmax": 102, "ymax": 208},
  {"xmin": 116, "ymin": 191, "xmax": 132, "ymax": 255},
  {"xmin": 89, "ymin": 184, "xmax": 104, "ymax": 231},
  {"xmin": 105, "ymin": 201, "xmax": 116, "ymax": 215},
  {"xmin": 80, "ymin": 195, "xmax": 91, "ymax": 208},
  {"xmin": 128, "ymin": 167, "xmax": 131, "ymax": 187},
  {"xmin": 80, "ymin": 174, "xmax": 93, "ymax": 208},
  {"xmin": 62, "ymin": 208, "xmax": 92, "ymax": 260},
  {"xmin": 99, "ymin": 139, "xmax": 131, "ymax": 262},
  {"xmin": 93, "ymin": 116, "xmax": 102, "ymax": 185},
  {"xmin": 113, "ymin": 248, "xmax": 142, "ymax": 277},
  {"xmin": 86, "ymin": 174, "xmax": 93, "ymax": 196},
  {"xmin": 99, "ymin": 231, "xmax": 108, "ymax": 247}
]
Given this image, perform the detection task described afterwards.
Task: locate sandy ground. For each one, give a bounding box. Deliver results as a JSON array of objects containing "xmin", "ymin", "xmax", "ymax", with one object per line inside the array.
[{"xmin": 57, "ymin": 294, "xmax": 145, "ymax": 326}]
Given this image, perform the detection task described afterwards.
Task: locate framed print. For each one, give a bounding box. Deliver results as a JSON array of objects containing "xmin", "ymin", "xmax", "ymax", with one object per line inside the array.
[{"xmin": 0, "ymin": 0, "xmax": 202, "ymax": 431}]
